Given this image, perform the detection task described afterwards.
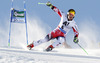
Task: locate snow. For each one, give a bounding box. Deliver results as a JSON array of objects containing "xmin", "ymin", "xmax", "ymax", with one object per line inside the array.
[{"xmin": 0, "ymin": 46, "xmax": 100, "ymax": 63}]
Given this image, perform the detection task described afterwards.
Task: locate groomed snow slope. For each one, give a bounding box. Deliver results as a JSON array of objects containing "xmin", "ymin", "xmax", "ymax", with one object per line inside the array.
[{"xmin": 0, "ymin": 47, "xmax": 100, "ymax": 63}]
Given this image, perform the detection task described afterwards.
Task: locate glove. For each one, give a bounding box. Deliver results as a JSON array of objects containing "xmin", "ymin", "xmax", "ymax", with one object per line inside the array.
[
  {"xmin": 46, "ymin": 1, "xmax": 53, "ymax": 8},
  {"xmin": 73, "ymin": 36, "xmax": 79, "ymax": 43}
]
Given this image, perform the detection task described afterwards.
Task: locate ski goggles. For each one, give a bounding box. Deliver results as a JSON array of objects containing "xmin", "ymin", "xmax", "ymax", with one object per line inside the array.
[{"xmin": 67, "ymin": 11, "xmax": 75, "ymax": 16}]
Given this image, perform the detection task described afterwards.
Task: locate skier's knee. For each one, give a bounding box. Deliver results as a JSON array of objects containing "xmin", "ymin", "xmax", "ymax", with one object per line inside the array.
[
  {"xmin": 45, "ymin": 34, "xmax": 51, "ymax": 41},
  {"xmin": 58, "ymin": 37, "xmax": 65, "ymax": 43}
]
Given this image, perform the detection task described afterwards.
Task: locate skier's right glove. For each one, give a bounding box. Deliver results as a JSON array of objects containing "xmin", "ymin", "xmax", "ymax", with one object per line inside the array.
[
  {"xmin": 73, "ymin": 36, "xmax": 79, "ymax": 43},
  {"xmin": 46, "ymin": 2, "xmax": 53, "ymax": 8}
]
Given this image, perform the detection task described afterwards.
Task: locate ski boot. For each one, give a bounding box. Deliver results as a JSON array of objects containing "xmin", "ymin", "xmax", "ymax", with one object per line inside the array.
[
  {"xmin": 27, "ymin": 42, "xmax": 34, "ymax": 50},
  {"xmin": 45, "ymin": 45, "xmax": 54, "ymax": 52}
]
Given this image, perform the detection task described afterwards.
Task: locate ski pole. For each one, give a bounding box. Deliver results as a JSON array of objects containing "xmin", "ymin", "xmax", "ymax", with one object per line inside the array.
[
  {"xmin": 77, "ymin": 43, "xmax": 88, "ymax": 55},
  {"xmin": 38, "ymin": 2, "xmax": 46, "ymax": 5}
]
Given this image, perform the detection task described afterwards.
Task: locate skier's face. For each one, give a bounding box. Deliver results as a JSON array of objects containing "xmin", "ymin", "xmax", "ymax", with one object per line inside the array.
[{"xmin": 68, "ymin": 13, "xmax": 74, "ymax": 20}]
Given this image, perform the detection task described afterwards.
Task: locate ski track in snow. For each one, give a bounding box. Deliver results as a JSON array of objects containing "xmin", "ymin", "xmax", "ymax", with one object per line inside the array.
[{"xmin": 0, "ymin": 47, "xmax": 100, "ymax": 63}]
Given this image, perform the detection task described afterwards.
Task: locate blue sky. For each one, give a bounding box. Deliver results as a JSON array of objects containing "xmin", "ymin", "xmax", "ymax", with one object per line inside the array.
[
  {"xmin": 0, "ymin": 0, "xmax": 100, "ymax": 47},
  {"xmin": 0, "ymin": 0, "xmax": 100, "ymax": 29}
]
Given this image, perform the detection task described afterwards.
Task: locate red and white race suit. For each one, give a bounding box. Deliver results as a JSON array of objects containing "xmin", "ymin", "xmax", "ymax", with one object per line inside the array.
[
  {"xmin": 49, "ymin": 6, "xmax": 79, "ymax": 38},
  {"xmin": 33, "ymin": 6, "xmax": 79, "ymax": 48}
]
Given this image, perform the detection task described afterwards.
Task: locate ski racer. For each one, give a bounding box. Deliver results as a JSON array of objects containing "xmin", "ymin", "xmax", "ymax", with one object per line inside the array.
[{"xmin": 27, "ymin": 2, "xmax": 79, "ymax": 51}]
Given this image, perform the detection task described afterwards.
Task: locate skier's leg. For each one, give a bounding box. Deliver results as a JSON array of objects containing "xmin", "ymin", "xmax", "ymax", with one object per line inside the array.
[
  {"xmin": 27, "ymin": 34, "xmax": 52, "ymax": 49},
  {"xmin": 34, "ymin": 28, "xmax": 64, "ymax": 47},
  {"xmin": 46, "ymin": 37, "xmax": 65, "ymax": 51},
  {"xmin": 27, "ymin": 28, "xmax": 64, "ymax": 50},
  {"xmin": 34, "ymin": 34, "xmax": 52, "ymax": 46},
  {"xmin": 52, "ymin": 37, "xmax": 65, "ymax": 47}
]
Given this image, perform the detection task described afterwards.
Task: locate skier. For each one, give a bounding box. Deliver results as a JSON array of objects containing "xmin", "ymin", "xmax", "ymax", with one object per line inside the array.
[{"xmin": 27, "ymin": 2, "xmax": 79, "ymax": 51}]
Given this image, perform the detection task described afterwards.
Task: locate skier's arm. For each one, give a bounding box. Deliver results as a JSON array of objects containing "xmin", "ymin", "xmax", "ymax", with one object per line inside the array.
[
  {"xmin": 46, "ymin": 2, "xmax": 62, "ymax": 17},
  {"xmin": 72, "ymin": 24, "xmax": 79, "ymax": 43}
]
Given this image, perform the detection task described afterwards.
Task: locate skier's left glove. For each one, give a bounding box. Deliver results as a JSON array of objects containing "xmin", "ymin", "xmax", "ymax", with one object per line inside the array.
[
  {"xmin": 73, "ymin": 36, "xmax": 79, "ymax": 43},
  {"xmin": 46, "ymin": 1, "xmax": 53, "ymax": 8}
]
